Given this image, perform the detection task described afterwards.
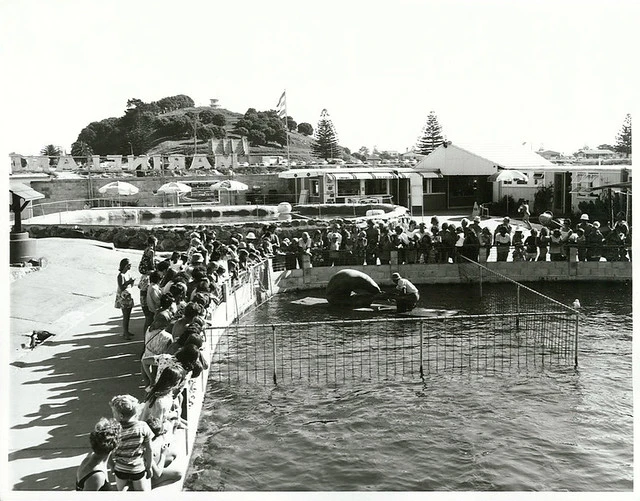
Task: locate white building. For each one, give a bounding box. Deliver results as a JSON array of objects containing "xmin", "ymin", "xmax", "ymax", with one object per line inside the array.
[{"xmin": 413, "ymin": 142, "xmax": 630, "ymax": 215}]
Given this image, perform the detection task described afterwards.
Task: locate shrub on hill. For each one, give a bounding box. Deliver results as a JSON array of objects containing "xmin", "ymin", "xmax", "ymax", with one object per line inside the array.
[{"xmin": 232, "ymin": 108, "xmax": 287, "ymax": 147}]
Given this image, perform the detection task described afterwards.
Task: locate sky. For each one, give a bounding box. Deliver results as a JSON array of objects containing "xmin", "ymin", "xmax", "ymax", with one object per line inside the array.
[{"xmin": 0, "ymin": 0, "xmax": 637, "ymax": 158}]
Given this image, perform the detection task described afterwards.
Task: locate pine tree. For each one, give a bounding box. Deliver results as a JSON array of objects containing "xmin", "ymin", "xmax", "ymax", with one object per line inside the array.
[
  {"xmin": 615, "ymin": 114, "xmax": 632, "ymax": 157},
  {"xmin": 312, "ymin": 109, "xmax": 340, "ymax": 159},
  {"xmin": 416, "ymin": 111, "xmax": 444, "ymax": 155}
]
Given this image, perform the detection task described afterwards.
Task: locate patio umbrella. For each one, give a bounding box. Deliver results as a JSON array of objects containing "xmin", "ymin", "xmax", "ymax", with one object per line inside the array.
[
  {"xmin": 156, "ymin": 181, "xmax": 192, "ymax": 194},
  {"xmin": 98, "ymin": 181, "xmax": 139, "ymax": 196},
  {"xmin": 487, "ymin": 169, "xmax": 529, "ymax": 183},
  {"xmin": 210, "ymin": 180, "xmax": 249, "ymax": 191}
]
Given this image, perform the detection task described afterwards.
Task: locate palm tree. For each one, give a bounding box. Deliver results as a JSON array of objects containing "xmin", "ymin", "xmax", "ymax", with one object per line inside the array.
[{"xmin": 40, "ymin": 144, "xmax": 62, "ymax": 166}]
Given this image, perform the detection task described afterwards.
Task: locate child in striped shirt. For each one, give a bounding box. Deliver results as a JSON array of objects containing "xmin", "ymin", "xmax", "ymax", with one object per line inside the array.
[{"xmin": 109, "ymin": 394, "xmax": 154, "ymax": 491}]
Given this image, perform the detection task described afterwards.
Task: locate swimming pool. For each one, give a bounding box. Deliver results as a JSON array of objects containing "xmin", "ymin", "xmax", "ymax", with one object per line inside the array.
[
  {"xmin": 24, "ymin": 203, "xmax": 408, "ymax": 227},
  {"xmin": 24, "ymin": 205, "xmax": 284, "ymax": 226},
  {"xmin": 185, "ymin": 281, "xmax": 632, "ymax": 491}
]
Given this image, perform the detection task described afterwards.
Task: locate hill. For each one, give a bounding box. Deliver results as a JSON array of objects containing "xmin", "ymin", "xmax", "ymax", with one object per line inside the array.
[
  {"xmin": 147, "ymin": 106, "xmax": 317, "ymax": 162},
  {"xmin": 71, "ymin": 95, "xmax": 342, "ymax": 162}
]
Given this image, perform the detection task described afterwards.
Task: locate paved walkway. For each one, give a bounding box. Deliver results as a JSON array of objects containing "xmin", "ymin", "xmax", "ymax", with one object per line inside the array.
[{"xmin": 6, "ymin": 238, "xmax": 148, "ymax": 492}]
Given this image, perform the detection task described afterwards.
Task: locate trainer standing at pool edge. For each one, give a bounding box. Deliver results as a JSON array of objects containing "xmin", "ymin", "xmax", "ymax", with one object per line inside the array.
[{"xmin": 391, "ymin": 272, "xmax": 420, "ymax": 313}]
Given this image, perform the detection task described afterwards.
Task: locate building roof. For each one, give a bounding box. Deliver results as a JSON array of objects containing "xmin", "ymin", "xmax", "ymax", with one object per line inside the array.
[
  {"xmin": 450, "ymin": 142, "xmax": 555, "ymax": 169},
  {"xmin": 578, "ymin": 149, "xmax": 616, "ymax": 155},
  {"xmin": 278, "ymin": 166, "xmax": 417, "ymax": 179},
  {"xmin": 9, "ymin": 182, "xmax": 45, "ymax": 202}
]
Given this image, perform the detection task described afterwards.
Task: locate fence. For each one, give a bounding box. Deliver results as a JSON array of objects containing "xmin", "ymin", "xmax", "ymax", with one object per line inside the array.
[
  {"xmin": 208, "ymin": 253, "xmax": 580, "ymax": 385},
  {"xmin": 209, "ymin": 310, "xmax": 578, "ymax": 385}
]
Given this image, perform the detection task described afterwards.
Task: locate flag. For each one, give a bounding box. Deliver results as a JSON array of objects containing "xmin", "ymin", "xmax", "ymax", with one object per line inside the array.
[{"xmin": 276, "ymin": 90, "xmax": 286, "ymax": 118}]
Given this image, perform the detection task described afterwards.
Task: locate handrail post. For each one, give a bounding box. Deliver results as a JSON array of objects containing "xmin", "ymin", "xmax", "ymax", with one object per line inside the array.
[
  {"xmin": 516, "ymin": 284, "xmax": 521, "ymax": 329},
  {"xmin": 574, "ymin": 312, "xmax": 579, "ymax": 367},
  {"xmin": 419, "ymin": 321, "xmax": 424, "ymax": 377},
  {"xmin": 272, "ymin": 325, "xmax": 278, "ymax": 385}
]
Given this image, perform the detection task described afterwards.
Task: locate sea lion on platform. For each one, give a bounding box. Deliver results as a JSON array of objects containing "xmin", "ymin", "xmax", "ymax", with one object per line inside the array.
[{"xmin": 325, "ymin": 269, "xmax": 382, "ymax": 308}]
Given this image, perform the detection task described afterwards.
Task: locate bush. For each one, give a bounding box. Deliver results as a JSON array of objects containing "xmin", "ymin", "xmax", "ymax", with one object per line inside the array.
[{"xmin": 297, "ymin": 122, "xmax": 313, "ymax": 135}]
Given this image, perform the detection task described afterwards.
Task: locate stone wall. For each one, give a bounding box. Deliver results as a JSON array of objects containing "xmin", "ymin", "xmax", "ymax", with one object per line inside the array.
[{"xmin": 274, "ymin": 261, "xmax": 632, "ymax": 290}]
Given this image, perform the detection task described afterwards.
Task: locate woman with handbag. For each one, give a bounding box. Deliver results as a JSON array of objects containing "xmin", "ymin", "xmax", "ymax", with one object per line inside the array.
[{"xmin": 115, "ymin": 258, "xmax": 135, "ymax": 339}]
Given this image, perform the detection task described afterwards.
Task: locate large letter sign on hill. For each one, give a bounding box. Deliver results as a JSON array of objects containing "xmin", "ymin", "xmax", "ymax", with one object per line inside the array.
[{"xmin": 9, "ymin": 154, "xmax": 215, "ymax": 174}]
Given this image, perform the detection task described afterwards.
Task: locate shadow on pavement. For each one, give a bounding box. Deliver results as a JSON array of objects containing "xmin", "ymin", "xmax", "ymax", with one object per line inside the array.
[{"xmin": 9, "ymin": 310, "xmax": 147, "ymax": 490}]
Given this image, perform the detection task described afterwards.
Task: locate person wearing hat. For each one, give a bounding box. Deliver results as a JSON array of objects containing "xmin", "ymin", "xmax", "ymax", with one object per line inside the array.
[
  {"xmin": 470, "ymin": 216, "xmax": 483, "ymax": 240},
  {"xmin": 390, "ymin": 272, "xmax": 419, "ymax": 313},
  {"xmin": 576, "ymin": 213, "xmax": 593, "ymax": 238}
]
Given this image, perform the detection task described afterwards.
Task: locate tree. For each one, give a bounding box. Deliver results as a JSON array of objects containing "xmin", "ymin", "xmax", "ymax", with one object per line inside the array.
[
  {"xmin": 40, "ymin": 144, "xmax": 61, "ymax": 156},
  {"xmin": 358, "ymin": 146, "xmax": 370, "ymax": 157},
  {"xmin": 297, "ymin": 122, "xmax": 313, "ymax": 136},
  {"xmin": 40, "ymin": 144, "xmax": 61, "ymax": 166},
  {"xmin": 154, "ymin": 94, "xmax": 194, "ymax": 112},
  {"xmin": 199, "ymin": 109, "xmax": 226, "ymax": 126},
  {"xmin": 211, "ymin": 113, "xmax": 226, "ymax": 126},
  {"xmin": 416, "ymin": 111, "xmax": 445, "ymax": 155},
  {"xmin": 312, "ymin": 109, "xmax": 340, "ymax": 159},
  {"xmin": 285, "ymin": 116, "xmax": 297, "ymax": 132},
  {"xmin": 70, "ymin": 141, "xmax": 93, "ymax": 161},
  {"xmin": 615, "ymin": 114, "xmax": 632, "ymax": 156}
]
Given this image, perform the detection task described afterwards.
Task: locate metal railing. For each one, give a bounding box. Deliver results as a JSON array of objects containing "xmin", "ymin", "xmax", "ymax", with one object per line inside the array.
[
  {"xmin": 269, "ymin": 245, "xmax": 631, "ymax": 270},
  {"xmin": 209, "ymin": 310, "xmax": 578, "ymax": 385}
]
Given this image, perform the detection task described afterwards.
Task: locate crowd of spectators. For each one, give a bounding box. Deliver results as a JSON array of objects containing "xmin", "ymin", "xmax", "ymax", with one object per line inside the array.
[
  {"xmin": 273, "ymin": 211, "xmax": 631, "ymax": 267},
  {"xmin": 81, "ymin": 227, "xmax": 274, "ymax": 491}
]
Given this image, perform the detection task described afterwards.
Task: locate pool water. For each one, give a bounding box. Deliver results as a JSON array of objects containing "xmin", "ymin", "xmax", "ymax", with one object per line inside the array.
[{"xmin": 185, "ymin": 281, "xmax": 632, "ymax": 491}]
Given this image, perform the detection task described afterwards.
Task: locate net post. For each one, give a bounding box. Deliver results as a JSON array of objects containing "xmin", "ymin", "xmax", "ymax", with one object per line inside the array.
[
  {"xmin": 516, "ymin": 285, "xmax": 521, "ymax": 329},
  {"xmin": 419, "ymin": 321, "xmax": 424, "ymax": 377},
  {"xmin": 272, "ymin": 325, "xmax": 278, "ymax": 385}
]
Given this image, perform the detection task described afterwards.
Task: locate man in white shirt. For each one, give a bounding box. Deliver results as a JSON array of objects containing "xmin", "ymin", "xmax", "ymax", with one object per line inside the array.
[{"xmin": 391, "ymin": 272, "xmax": 420, "ymax": 313}]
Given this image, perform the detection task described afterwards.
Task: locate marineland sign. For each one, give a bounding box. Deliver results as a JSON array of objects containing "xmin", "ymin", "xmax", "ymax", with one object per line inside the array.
[{"xmin": 9, "ymin": 154, "xmax": 216, "ymax": 174}]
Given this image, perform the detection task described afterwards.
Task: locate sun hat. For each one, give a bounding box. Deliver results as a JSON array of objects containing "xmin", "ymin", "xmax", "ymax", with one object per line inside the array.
[
  {"xmin": 245, "ymin": 232, "xmax": 256, "ymax": 240},
  {"xmin": 593, "ymin": 221, "xmax": 600, "ymax": 228},
  {"xmin": 580, "ymin": 214, "xmax": 589, "ymax": 221},
  {"xmin": 391, "ymin": 272, "xmax": 401, "ymax": 281}
]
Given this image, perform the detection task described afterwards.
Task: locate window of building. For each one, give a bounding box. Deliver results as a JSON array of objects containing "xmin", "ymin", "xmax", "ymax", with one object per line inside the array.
[
  {"xmin": 365, "ymin": 179, "xmax": 388, "ymax": 195},
  {"xmin": 338, "ymin": 180, "xmax": 360, "ymax": 196},
  {"xmin": 426, "ymin": 178, "xmax": 447, "ymax": 194}
]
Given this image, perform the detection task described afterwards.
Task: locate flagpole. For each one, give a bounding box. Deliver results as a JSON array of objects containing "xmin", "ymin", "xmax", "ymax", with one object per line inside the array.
[{"xmin": 284, "ymin": 89, "xmax": 290, "ymax": 167}]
